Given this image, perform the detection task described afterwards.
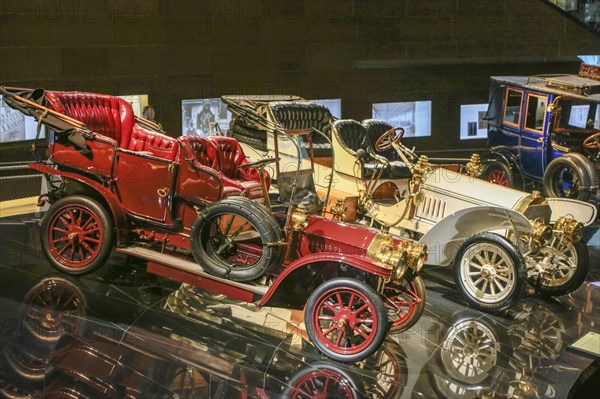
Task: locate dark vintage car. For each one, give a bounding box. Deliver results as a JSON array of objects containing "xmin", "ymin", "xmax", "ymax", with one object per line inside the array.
[
  {"xmin": 0, "ymin": 86, "xmax": 427, "ymax": 363},
  {"xmin": 484, "ymin": 63, "xmax": 600, "ymax": 205}
]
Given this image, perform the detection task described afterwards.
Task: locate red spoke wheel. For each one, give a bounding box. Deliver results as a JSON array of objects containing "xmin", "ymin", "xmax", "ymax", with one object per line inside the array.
[
  {"xmin": 23, "ymin": 277, "xmax": 86, "ymax": 342},
  {"xmin": 41, "ymin": 196, "xmax": 113, "ymax": 275},
  {"xmin": 305, "ymin": 278, "xmax": 388, "ymax": 363},
  {"xmin": 483, "ymin": 161, "xmax": 514, "ymax": 188},
  {"xmin": 383, "ymin": 275, "xmax": 426, "ymax": 333},
  {"xmin": 285, "ymin": 362, "xmax": 361, "ymax": 399}
]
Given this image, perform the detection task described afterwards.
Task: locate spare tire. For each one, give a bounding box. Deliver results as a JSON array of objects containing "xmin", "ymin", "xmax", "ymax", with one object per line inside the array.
[
  {"xmin": 190, "ymin": 197, "xmax": 283, "ymax": 282},
  {"xmin": 543, "ymin": 154, "xmax": 597, "ymax": 201}
]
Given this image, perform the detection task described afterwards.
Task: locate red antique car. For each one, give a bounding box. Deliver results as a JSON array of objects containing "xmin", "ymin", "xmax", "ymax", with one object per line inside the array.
[{"xmin": 0, "ymin": 87, "xmax": 427, "ymax": 363}]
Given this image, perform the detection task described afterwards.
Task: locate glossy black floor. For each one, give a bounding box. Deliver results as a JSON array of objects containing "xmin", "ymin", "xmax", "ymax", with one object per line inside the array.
[{"xmin": 0, "ymin": 216, "xmax": 599, "ymax": 398}]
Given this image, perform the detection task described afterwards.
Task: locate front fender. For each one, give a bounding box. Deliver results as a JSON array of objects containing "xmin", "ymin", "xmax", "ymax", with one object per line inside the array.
[
  {"xmin": 545, "ymin": 198, "xmax": 597, "ymax": 226},
  {"xmin": 418, "ymin": 206, "xmax": 533, "ymax": 266},
  {"xmin": 259, "ymin": 252, "xmax": 390, "ymax": 307}
]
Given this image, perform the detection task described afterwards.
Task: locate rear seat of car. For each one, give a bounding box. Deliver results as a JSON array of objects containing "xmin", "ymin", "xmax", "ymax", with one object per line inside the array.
[
  {"xmin": 268, "ymin": 101, "xmax": 333, "ymax": 157},
  {"xmin": 208, "ymin": 136, "xmax": 268, "ymax": 199},
  {"xmin": 178, "ymin": 135, "xmax": 267, "ymax": 200},
  {"xmin": 128, "ymin": 124, "xmax": 178, "ymax": 160},
  {"xmin": 44, "ymin": 91, "xmax": 178, "ymax": 161}
]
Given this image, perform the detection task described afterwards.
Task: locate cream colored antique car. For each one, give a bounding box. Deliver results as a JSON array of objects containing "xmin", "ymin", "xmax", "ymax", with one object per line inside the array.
[{"xmin": 223, "ymin": 95, "xmax": 597, "ymax": 313}]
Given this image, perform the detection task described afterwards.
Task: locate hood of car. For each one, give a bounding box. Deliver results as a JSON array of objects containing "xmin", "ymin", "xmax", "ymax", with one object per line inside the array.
[{"xmin": 421, "ymin": 168, "xmax": 531, "ymax": 218}]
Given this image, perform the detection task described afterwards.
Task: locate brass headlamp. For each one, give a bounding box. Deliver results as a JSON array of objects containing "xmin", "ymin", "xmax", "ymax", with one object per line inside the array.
[
  {"xmin": 367, "ymin": 234, "xmax": 427, "ymax": 282},
  {"xmin": 399, "ymin": 240, "xmax": 427, "ymax": 273},
  {"xmin": 530, "ymin": 218, "xmax": 553, "ymax": 246},
  {"xmin": 290, "ymin": 204, "xmax": 309, "ymax": 231},
  {"xmin": 554, "ymin": 216, "xmax": 583, "ymax": 243}
]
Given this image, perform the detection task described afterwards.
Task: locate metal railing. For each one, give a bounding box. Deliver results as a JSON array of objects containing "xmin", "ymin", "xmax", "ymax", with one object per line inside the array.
[{"xmin": 0, "ymin": 162, "xmax": 44, "ymax": 217}]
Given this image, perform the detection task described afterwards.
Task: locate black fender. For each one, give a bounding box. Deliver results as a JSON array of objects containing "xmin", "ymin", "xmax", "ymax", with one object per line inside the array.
[{"xmin": 488, "ymin": 149, "xmax": 525, "ymax": 190}]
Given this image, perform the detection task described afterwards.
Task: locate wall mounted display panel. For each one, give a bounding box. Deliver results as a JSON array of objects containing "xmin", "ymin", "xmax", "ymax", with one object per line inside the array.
[
  {"xmin": 460, "ymin": 103, "xmax": 489, "ymax": 140},
  {"xmin": 182, "ymin": 98, "xmax": 231, "ymax": 137},
  {"xmin": 0, "ymin": 95, "xmax": 44, "ymax": 143},
  {"xmin": 372, "ymin": 101, "xmax": 431, "ymax": 137},
  {"xmin": 569, "ymin": 103, "xmax": 600, "ymax": 129}
]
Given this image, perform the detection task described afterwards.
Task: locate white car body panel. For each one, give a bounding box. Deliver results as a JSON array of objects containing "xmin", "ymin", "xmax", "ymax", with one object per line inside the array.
[{"xmin": 545, "ymin": 197, "xmax": 597, "ymax": 226}]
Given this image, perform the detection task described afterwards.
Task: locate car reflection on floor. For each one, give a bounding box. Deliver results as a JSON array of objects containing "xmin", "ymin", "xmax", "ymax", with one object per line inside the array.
[{"xmin": 0, "ymin": 218, "xmax": 598, "ymax": 398}]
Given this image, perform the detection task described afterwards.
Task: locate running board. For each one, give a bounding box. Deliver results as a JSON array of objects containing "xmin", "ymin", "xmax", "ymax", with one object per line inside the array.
[{"xmin": 117, "ymin": 246, "xmax": 269, "ymax": 298}]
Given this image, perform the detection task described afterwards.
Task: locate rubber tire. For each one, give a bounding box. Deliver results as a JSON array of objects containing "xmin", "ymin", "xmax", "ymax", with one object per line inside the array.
[
  {"xmin": 453, "ymin": 232, "xmax": 527, "ymax": 313},
  {"xmin": 283, "ymin": 361, "xmax": 362, "ymax": 398},
  {"xmin": 222, "ymin": 196, "xmax": 283, "ymax": 241},
  {"xmin": 531, "ymin": 241, "xmax": 589, "ymax": 296},
  {"xmin": 483, "ymin": 160, "xmax": 515, "ymax": 188},
  {"xmin": 432, "ymin": 313, "xmax": 507, "ymax": 395},
  {"xmin": 304, "ymin": 277, "xmax": 388, "ymax": 363},
  {"xmin": 190, "ymin": 197, "xmax": 282, "ymax": 282},
  {"xmin": 543, "ymin": 154, "xmax": 596, "ymax": 201},
  {"xmin": 384, "ymin": 274, "xmax": 426, "ymax": 333},
  {"xmin": 40, "ymin": 196, "xmax": 113, "ymax": 275}
]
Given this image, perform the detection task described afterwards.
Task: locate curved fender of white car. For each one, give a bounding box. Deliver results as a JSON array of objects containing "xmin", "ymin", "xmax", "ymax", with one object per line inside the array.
[
  {"xmin": 545, "ymin": 198, "xmax": 597, "ymax": 226},
  {"xmin": 417, "ymin": 206, "xmax": 533, "ymax": 266}
]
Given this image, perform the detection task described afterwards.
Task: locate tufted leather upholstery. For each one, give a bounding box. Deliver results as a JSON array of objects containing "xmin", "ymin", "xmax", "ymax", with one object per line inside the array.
[
  {"xmin": 209, "ymin": 136, "xmax": 270, "ymax": 186},
  {"xmin": 362, "ymin": 119, "xmax": 398, "ymax": 160},
  {"xmin": 45, "ymin": 91, "xmax": 134, "ymax": 148},
  {"xmin": 178, "ymin": 136, "xmax": 220, "ymax": 169},
  {"xmin": 358, "ymin": 119, "xmax": 412, "ymax": 179},
  {"xmin": 209, "ymin": 136, "xmax": 270, "ymax": 199},
  {"xmin": 269, "ymin": 101, "xmax": 333, "ymax": 156},
  {"xmin": 128, "ymin": 124, "xmax": 178, "ymax": 160},
  {"xmin": 44, "ymin": 90, "xmax": 179, "ymax": 161},
  {"xmin": 332, "ymin": 119, "xmax": 369, "ymax": 155}
]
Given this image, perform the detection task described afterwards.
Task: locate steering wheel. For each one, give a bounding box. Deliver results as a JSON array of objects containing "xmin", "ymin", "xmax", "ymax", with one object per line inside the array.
[
  {"xmin": 583, "ymin": 132, "xmax": 600, "ymax": 150},
  {"xmin": 238, "ymin": 157, "xmax": 278, "ymax": 169},
  {"xmin": 375, "ymin": 127, "xmax": 405, "ymax": 151}
]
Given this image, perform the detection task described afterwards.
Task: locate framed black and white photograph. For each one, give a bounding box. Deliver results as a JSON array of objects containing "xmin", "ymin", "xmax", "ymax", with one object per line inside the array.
[
  {"xmin": 460, "ymin": 104, "xmax": 489, "ymax": 140},
  {"xmin": 478, "ymin": 111, "xmax": 488, "ymax": 130},
  {"xmin": 182, "ymin": 98, "xmax": 231, "ymax": 137}
]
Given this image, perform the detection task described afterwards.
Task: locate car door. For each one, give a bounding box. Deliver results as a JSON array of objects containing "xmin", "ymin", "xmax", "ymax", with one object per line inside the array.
[
  {"xmin": 113, "ymin": 149, "xmax": 176, "ymax": 224},
  {"xmin": 519, "ymin": 91, "xmax": 550, "ymax": 181}
]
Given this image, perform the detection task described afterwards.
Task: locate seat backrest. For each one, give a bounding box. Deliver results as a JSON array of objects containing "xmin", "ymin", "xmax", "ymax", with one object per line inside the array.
[
  {"xmin": 128, "ymin": 124, "xmax": 178, "ymax": 161},
  {"xmin": 332, "ymin": 119, "xmax": 368, "ymax": 155},
  {"xmin": 178, "ymin": 136, "xmax": 220, "ymax": 169},
  {"xmin": 268, "ymin": 101, "xmax": 333, "ymax": 144},
  {"xmin": 44, "ymin": 91, "xmax": 134, "ymax": 148},
  {"xmin": 362, "ymin": 119, "xmax": 397, "ymax": 159},
  {"xmin": 209, "ymin": 136, "xmax": 245, "ymax": 178}
]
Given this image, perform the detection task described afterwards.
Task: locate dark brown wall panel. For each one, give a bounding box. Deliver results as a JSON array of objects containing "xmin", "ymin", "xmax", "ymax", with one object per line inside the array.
[{"xmin": 1, "ymin": 0, "xmax": 597, "ymax": 157}]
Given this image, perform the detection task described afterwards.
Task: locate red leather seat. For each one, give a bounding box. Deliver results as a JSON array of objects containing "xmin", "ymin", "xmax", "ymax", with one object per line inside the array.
[
  {"xmin": 128, "ymin": 125, "xmax": 178, "ymax": 161},
  {"xmin": 178, "ymin": 136, "xmax": 220, "ymax": 170},
  {"xmin": 208, "ymin": 136, "xmax": 270, "ymax": 200},
  {"xmin": 45, "ymin": 91, "xmax": 134, "ymax": 148},
  {"xmin": 45, "ymin": 90, "xmax": 178, "ymax": 161}
]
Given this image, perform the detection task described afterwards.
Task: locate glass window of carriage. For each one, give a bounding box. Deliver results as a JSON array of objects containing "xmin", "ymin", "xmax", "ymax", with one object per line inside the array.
[
  {"xmin": 503, "ymin": 88, "xmax": 523, "ymax": 127},
  {"xmin": 524, "ymin": 93, "xmax": 549, "ymax": 133}
]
